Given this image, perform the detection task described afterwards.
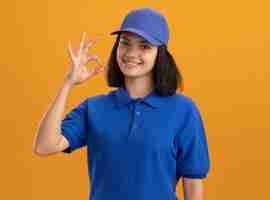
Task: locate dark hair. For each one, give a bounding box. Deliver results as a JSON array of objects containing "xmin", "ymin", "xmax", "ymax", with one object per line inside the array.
[{"xmin": 106, "ymin": 34, "xmax": 184, "ymax": 96}]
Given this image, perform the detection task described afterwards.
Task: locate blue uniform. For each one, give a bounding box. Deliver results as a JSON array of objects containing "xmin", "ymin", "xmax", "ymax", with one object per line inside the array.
[{"xmin": 61, "ymin": 86, "xmax": 210, "ymax": 200}]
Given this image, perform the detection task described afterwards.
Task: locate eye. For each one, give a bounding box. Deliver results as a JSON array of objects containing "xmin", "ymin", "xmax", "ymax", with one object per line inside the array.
[
  {"xmin": 119, "ymin": 40, "xmax": 129, "ymax": 46},
  {"xmin": 141, "ymin": 44, "xmax": 151, "ymax": 50}
]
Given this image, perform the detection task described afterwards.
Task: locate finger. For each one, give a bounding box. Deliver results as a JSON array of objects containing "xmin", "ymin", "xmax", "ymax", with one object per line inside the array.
[
  {"xmin": 92, "ymin": 66, "xmax": 103, "ymax": 76},
  {"xmin": 93, "ymin": 55, "xmax": 103, "ymax": 67},
  {"xmin": 84, "ymin": 37, "xmax": 100, "ymax": 53},
  {"xmin": 68, "ymin": 40, "xmax": 75, "ymax": 60},
  {"xmin": 97, "ymin": 66, "xmax": 106, "ymax": 73},
  {"xmin": 86, "ymin": 54, "xmax": 103, "ymax": 67},
  {"xmin": 79, "ymin": 32, "xmax": 86, "ymax": 55}
]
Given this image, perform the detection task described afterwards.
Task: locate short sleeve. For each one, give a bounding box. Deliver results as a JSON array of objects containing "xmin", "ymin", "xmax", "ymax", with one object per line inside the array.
[
  {"xmin": 61, "ymin": 98, "xmax": 89, "ymax": 154},
  {"xmin": 175, "ymin": 100, "xmax": 210, "ymax": 179}
]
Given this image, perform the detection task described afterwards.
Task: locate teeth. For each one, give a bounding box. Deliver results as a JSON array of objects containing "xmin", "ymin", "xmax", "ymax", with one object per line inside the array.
[
  {"xmin": 124, "ymin": 60, "xmax": 140, "ymax": 65},
  {"xmin": 125, "ymin": 62, "xmax": 140, "ymax": 66}
]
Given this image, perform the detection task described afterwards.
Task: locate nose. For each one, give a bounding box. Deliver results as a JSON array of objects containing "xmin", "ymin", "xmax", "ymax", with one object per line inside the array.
[{"xmin": 124, "ymin": 45, "xmax": 141, "ymax": 59}]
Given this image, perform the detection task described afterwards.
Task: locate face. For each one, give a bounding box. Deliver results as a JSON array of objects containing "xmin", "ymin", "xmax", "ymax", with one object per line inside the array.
[{"xmin": 116, "ymin": 32, "xmax": 158, "ymax": 81}]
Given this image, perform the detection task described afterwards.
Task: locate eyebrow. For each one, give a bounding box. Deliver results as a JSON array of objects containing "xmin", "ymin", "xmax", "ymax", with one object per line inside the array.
[{"xmin": 120, "ymin": 35, "xmax": 149, "ymax": 44}]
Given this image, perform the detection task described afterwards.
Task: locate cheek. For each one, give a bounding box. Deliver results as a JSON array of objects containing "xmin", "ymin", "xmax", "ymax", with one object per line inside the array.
[
  {"xmin": 145, "ymin": 52, "xmax": 158, "ymax": 66},
  {"xmin": 117, "ymin": 46, "xmax": 126, "ymax": 59},
  {"xmin": 116, "ymin": 48, "xmax": 123, "ymax": 64}
]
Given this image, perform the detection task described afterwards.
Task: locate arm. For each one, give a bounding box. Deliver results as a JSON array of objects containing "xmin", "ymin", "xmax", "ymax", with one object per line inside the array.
[
  {"xmin": 182, "ymin": 178, "xmax": 204, "ymax": 200},
  {"xmin": 32, "ymin": 32, "xmax": 105, "ymax": 156},
  {"xmin": 32, "ymin": 82, "xmax": 73, "ymax": 156}
]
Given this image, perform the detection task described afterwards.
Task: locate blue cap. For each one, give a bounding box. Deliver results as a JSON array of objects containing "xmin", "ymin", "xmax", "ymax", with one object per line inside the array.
[{"xmin": 110, "ymin": 8, "xmax": 169, "ymax": 46}]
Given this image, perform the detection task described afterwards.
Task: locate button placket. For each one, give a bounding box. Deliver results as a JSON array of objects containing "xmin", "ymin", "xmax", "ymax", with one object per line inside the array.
[{"xmin": 129, "ymin": 101, "xmax": 142, "ymax": 137}]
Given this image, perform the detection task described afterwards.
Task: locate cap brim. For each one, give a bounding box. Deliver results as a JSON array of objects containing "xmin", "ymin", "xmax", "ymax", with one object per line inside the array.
[{"xmin": 110, "ymin": 28, "xmax": 162, "ymax": 46}]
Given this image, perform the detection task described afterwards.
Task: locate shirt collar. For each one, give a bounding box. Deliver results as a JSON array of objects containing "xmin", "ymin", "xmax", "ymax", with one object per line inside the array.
[{"xmin": 114, "ymin": 86, "xmax": 164, "ymax": 109}]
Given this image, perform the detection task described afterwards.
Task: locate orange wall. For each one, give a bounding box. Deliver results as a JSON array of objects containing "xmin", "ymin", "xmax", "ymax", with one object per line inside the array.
[{"xmin": 2, "ymin": 0, "xmax": 270, "ymax": 199}]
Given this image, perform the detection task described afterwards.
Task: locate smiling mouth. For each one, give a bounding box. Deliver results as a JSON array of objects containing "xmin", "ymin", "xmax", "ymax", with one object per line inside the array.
[{"xmin": 123, "ymin": 60, "xmax": 142, "ymax": 68}]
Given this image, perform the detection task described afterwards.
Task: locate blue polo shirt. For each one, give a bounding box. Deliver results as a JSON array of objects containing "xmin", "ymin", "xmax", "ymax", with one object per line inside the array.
[{"xmin": 61, "ymin": 86, "xmax": 210, "ymax": 200}]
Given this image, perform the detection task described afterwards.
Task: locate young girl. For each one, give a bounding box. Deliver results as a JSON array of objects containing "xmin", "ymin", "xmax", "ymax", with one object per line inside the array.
[{"xmin": 33, "ymin": 7, "xmax": 210, "ymax": 200}]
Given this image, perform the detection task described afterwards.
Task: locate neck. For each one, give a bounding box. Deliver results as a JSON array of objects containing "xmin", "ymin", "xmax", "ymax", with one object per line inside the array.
[{"xmin": 124, "ymin": 76, "xmax": 154, "ymax": 99}]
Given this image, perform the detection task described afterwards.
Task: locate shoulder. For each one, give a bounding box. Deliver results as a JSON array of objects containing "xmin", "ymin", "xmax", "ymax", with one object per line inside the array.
[
  {"xmin": 175, "ymin": 93, "xmax": 206, "ymax": 127},
  {"xmin": 172, "ymin": 92, "xmax": 200, "ymax": 112},
  {"xmin": 171, "ymin": 92, "xmax": 205, "ymax": 126},
  {"xmin": 83, "ymin": 88, "xmax": 118, "ymax": 108}
]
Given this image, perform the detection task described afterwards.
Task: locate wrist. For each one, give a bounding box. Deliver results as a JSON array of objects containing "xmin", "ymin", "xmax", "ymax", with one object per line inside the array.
[{"xmin": 62, "ymin": 80, "xmax": 75, "ymax": 89}]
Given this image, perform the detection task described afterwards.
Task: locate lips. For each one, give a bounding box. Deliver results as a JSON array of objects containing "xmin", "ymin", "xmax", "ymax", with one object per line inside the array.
[{"xmin": 123, "ymin": 59, "xmax": 142, "ymax": 67}]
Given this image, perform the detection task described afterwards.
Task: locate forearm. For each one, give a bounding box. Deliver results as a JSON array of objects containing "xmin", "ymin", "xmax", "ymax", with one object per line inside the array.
[
  {"xmin": 33, "ymin": 81, "xmax": 73, "ymax": 154},
  {"xmin": 182, "ymin": 178, "xmax": 204, "ymax": 200}
]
